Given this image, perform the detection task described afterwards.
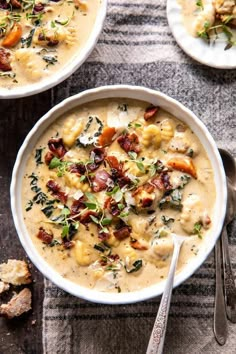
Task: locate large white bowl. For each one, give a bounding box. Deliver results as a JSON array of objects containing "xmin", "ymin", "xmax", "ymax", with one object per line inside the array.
[
  {"xmin": 10, "ymin": 85, "xmax": 227, "ymax": 304},
  {"xmin": 0, "ymin": 0, "xmax": 107, "ymax": 99}
]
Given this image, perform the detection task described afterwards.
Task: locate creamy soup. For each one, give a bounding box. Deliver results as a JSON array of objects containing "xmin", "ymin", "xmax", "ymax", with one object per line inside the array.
[
  {"xmin": 179, "ymin": 0, "xmax": 236, "ymax": 48},
  {"xmin": 0, "ymin": 0, "xmax": 100, "ymax": 89},
  {"xmin": 22, "ymin": 99, "xmax": 216, "ymax": 293}
]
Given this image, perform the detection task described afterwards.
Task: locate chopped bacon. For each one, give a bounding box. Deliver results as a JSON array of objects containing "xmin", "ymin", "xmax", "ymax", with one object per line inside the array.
[
  {"xmin": 0, "ymin": 48, "xmax": 11, "ymax": 71},
  {"xmin": 33, "ymin": 2, "xmax": 44, "ymax": 13},
  {"xmin": 70, "ymin": 197, "xmax": 86, "ymax": 216},
  {"xmin": 160, "ymin": 172, "xmax": 172, "ymax": 190},
  {"xmin": 80, "ymin": 210, "xmax": 99, "ymax": 225},
  {"xmin": 142, "ymin": 197, "xmax": 154, "ymax": 208},
  {"xmin": 46, "ymin": 180, "xmax": 68, "ymax": 204},
  {"xmin": 91, "ymin": 170, "xmax": 111, "ymax": 192},
  {"xmin": 98, "ymin": 229, "xmax": 110, "ymax": 241},
  {"xmin": 106, "ymin": 156, "xmax": 123, "ymax": 175},
  {"xmin": 104, "ymin": 197, "xmax": 120, "ymax": 216},
  {"xmin": 117, "ymin": 133, "xmax": 140, "ymax": 154},
  {"xmin": 0, "ymin": 0, "xmax": 8, "ymax": 9},
  {"xmin": 48, "ymin": 138, "xmax": 67, "ymax": 158},
  {"xmin": 151, "ymin": 172, "xmax": 172, "ymax": 191},
  {"xmin": 130, "ymin": 239, "xmax": 148, "ymax": 250},
  {"xmin": 132, "ymin": 183, "xmax": 154, "ymax": 197},
  {"xmin": 117, "ymin": 175, "xmax": 132, "ymax": 188},
  {"xmin": 37, "ymin": 227, "xmax": 53, "ymax": 244},
  {"xmin": 10, "ymin": 0, "xmax": 21, "ymax": 7},
  {"xmin": 144, "ymin": 106, "xmax": 159, "ymax": 121},
  {"xmin": 69, "ymin": 163, "xmax": 86, "ymax": 175},
  {"xmin": 70, "ymin": 198, "xmax": 99, "ymax": 224},
  {"xmin": 87, "ymin": 148, "xmax": 106, "ymax": 172},
  {"xmin": 114, "ymin": 225, "xmax": 131, "ymax": 240},
  {"xmin": 44, "ymin": 151, "xmax": 54, "ymax": 165},
  {"xmin": 132, "ymin": 184, "xmax": 155, "ymax": 208},
  {"xmin": 63, "ymin": 240, "xmax": 75, "ymax": 249}
]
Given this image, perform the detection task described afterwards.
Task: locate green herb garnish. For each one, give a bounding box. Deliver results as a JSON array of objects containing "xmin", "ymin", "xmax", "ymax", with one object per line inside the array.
[
  {"xmin": 35, "ymin": 148, "xmax": 44, "ymax": 166},
  {"xmin": 193, "ymin": 222, "xmax": 203, "ymax": 238},
  {"xmin": 125, "ymin": 259, "xmax": 142, "ymax": 273}
]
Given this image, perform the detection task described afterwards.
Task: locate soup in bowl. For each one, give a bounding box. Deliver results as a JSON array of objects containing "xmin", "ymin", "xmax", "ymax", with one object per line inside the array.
[
  {"xmin": 0, "ymin": 0, "xmax": 107, "ymax": 98},
  {"xmin": 10, "ymin": 85, "xmax": 227, "ymax": 304}
]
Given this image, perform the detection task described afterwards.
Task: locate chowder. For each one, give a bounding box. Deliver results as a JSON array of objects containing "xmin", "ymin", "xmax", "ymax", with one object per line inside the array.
[
  {"xmin": 22, "ymin": 98, "xmax": 216, "ymax": 293},
  {"xmin": 0, "ymin": 0, "xmax": 100, "ymax": 88}
]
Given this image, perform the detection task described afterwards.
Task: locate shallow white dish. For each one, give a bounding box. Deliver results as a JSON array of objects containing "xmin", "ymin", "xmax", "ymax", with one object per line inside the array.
[
  {"xmin": 10, "ymin": 85, "xmax": 227, "ymax": 304},
  {"xmin": 0, "ymin": 0, "xmax": 107, "ymax": 99},
  {"xmin": 167, "ymin": 0, "xmax": 236, "ymax": 69}
]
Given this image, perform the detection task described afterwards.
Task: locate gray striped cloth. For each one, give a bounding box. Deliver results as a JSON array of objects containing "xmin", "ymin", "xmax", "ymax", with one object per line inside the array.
[{"xmin": 43, "ymin": 1, "xmax": 236, "ymax": 353}]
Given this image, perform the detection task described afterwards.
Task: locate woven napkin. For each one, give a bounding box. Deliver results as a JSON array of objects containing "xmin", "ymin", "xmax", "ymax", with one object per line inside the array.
[{"xmin": 43, "ymin": 1, "xmax": 236, "ymax": 353}]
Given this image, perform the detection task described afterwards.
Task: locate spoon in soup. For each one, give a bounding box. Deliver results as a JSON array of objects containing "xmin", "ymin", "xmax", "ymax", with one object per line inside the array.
[{"xmin": 146, "ymin": 233, "xmax": 187, "ymax": 354}]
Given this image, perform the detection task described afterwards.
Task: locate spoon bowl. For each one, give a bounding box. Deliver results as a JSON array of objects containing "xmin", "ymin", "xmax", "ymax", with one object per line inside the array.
[{"xmin": 219, "ymin": 149, "xmax": 236, "ymax": 189}]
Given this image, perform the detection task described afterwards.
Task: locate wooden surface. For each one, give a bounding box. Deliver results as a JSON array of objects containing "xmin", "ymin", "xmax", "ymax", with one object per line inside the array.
[{"xmin": 0, "ymin": 90, "xmax": 54, "ymax": 354}]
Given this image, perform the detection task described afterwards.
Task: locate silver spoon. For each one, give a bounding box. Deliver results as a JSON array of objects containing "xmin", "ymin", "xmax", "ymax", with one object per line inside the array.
[
  {"xmin": 146, "ymin": 233, "xmax": 187, "ymax": 354},
  {"xmin": 219, "ymin": 149, "xmax": 236, "ymax": 322}
]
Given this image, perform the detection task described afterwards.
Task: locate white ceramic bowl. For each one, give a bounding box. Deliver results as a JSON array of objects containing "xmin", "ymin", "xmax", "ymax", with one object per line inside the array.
[
  {"xmin": 10, "ymin": 85, "xmax": 227, "ymax": 304},
  {"xmin": 0, "ymin": 0, "xmax": 107, "ymax": 99},
  {"xmin": 167, "ymin": 0, "xmax": 236, "ymax": 69}
]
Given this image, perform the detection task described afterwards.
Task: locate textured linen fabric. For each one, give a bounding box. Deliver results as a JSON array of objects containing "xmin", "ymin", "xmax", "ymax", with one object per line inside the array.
[{"xmin": 43, "ymin": 1, "xmax": 236, "ymax": 353}]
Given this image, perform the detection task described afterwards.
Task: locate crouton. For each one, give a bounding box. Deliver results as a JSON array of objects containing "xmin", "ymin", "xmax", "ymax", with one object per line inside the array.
[
  {"xmin": 0, "ymin": 281, "xmax": 10, "ymax": 294},
  {"xmin": 0, "ymin": 260, "xmax": 31, "ymax": 285},
  {"xmin": 0, "ymin": 288, "xmax": 32, "ymax": 319}
]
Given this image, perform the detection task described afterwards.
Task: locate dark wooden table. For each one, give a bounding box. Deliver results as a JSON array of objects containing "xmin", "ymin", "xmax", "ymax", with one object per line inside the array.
[{"xmin": 0, "ymin": 90, "xmax": 54, "ymax": 354}]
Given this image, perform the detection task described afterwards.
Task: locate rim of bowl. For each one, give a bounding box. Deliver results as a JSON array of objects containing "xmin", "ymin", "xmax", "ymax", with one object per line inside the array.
[
  {"xmin": 10, "ymin": 85, "xmax": 227, "ymax": 304},
  {"xmin": 0, "ymin": 0, "xmax": 107, "ymax": 99}
]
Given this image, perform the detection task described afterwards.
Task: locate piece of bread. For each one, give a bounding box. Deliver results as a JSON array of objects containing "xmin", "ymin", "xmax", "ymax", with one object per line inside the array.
[
  {"xmin": 0, "ymin": 288, "xmax": 32, "ymax": 319},
  {"xmin": 0, "ymin": 281, "xmax": 10, "ymax": 294},
  {"xmin": 0, "ymin": 260, "xmax": 31, "ymax": 285}
]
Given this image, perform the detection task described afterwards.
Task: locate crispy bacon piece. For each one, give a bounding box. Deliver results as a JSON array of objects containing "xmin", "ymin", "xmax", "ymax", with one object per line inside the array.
[
  {"xmin": 106, "ymin": 156, "xmax": 123, "ymax": 176},
  {"xmin": 144, "ymin": 106, "xmax": 159, "ymax": 121},
  {"xmin": 87, "ymin": 148, "xmax": 106, "ymax": 172},
  {"xmin": 10, "ymin": 0, "xmax": 21, "ymax": 8},
  {"xmin": 151, "ymin": 172, "xmax": 172, "ymax": 191},
  {"xmin": 63, "ymin": 240, "xmax": 75, "ymax": 249},
  {"xmin": 37, "ymin": 227, "xmax": 53, "ymax": 244},
  {"xmin": 99, "ymin": 254, "xmax": 119, "ymax": 266},
  {"xmin": 0, "ymin": 48, "xmax": 11, "ymax": 71},
  {"xmin": 69, "ymin": 163, "xmax": 86, "ymax": 175},
  {"xmin": 130, "ymin": 239, "xmax": 148, "ymax": 250},
  {"xmin": 48, "ymin": 138, "xmax": 67, "ymax": 158},
  {"xmin": 104, "ymin": 197, "xmax": 120, "ymax": 216},
  {"xmin": 117, "ymin": 175, "xmax": 132, "ymax": 188},
  {"xmin": 70, "ymin": 197, "xmax": 86, "ymax": 216},
  {"xmin": 70, "ymin": 197, "xmax": 98, "ymax": 224},
  {"xmin": 91, "ymin": 170, "xmax": 111, "ymax": 192},
  {"xmin": 132, "ymin": 183, "xmax": 154, "ymax": 196},
  {"xmin": 98, "ymin": 229, "xmax": 110, "ymax": 241},
  {"xmin": 142, "ymin": 197, "xmax": 154, "ymax": 208},
  {"xmin": 0, "ymin": 0, "xmax": 8, "ymax": 9},
  {"xmin": 132, "ymin": 184, "xmax": 155, "ymax": 208},
  {"xmin": 114, "ymin": 225, "xmax": 131, "ymax": 240},
  {"xmin": 33, "ymin": 3, "xmax": 44, "ymax": 13},
  {"xmin": 117, "ymin": 133, "xmax": 140, "ymax": 154},
  {"xmin": 80, "ymin": 210, "xmax": 98, "ymax": 225},
  {"xmin": 44, "ymin": 151, "xmax": 54, "ymax": 165},
  {"xmin": 46, "ymin": 180, "xmax": 68, "ymax": 204}
]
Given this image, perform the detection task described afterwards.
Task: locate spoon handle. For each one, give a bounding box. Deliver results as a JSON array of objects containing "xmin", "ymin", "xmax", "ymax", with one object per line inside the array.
[
  {"xmin": 146, "ymin": 240, "xmax": 182, "ymax": 354},
  {"xmin": 214, "ymin": 239, "xmax": 228, "ymax": 345},
  {"xmin": 221, "ymin": 226, "xmax": 236, "ymax": 323}
]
